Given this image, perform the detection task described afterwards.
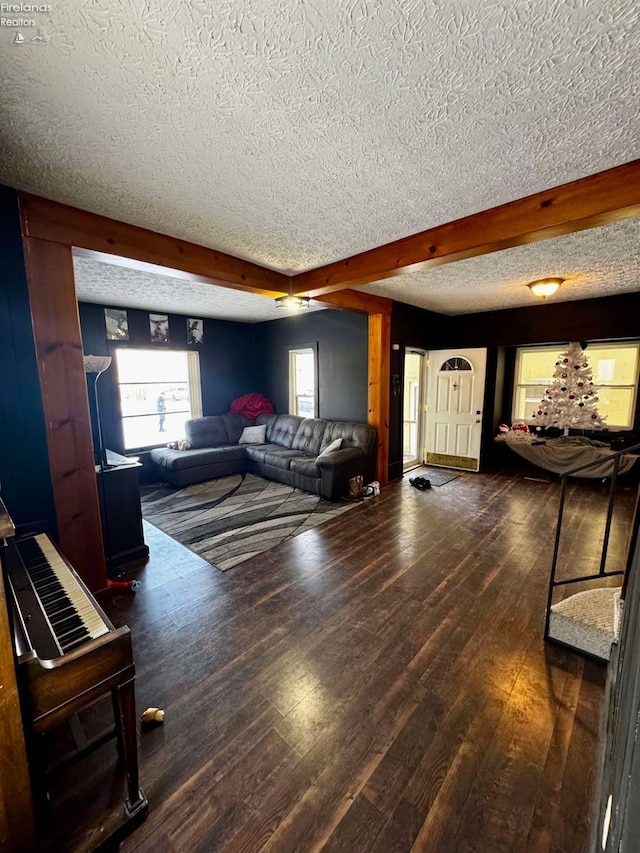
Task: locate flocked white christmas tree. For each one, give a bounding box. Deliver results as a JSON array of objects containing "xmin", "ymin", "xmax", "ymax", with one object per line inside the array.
[{"xmin": 531, "ymin": 342, "xmax": 607, "ymax": 434}]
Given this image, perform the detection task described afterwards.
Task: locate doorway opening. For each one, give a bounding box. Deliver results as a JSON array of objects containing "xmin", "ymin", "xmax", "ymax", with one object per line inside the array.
[{"xmin": 403, "ymin": 349, "xmax": 427, "ymax": 471}]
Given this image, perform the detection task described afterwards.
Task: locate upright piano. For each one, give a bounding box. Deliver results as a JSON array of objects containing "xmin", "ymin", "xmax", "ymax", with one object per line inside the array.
[{"xmin": 0, "ymin": 499, "xmax": 147, "ymax": 852}]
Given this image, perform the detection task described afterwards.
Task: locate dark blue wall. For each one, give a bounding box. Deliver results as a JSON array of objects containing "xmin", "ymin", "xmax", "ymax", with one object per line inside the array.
[
  {"xmin": 78, "ymin": 303, "xmax": 369, "ymax": 468},
  {"xmin": 0, "ymin": 187, "xmax": 56, "ymax": 534},
  {"xmin": 78, "ymin": 302, "xmax": 258, "ymax": 457},
  {"xmin": 253, "ymin": 309, "xmax": 369, "ymax": 423}
]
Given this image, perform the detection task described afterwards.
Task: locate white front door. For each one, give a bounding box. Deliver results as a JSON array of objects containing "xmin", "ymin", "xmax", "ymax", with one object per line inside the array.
[{"xmin": 425, "ymin": 348, "xmax": 487, "ymax": 471}]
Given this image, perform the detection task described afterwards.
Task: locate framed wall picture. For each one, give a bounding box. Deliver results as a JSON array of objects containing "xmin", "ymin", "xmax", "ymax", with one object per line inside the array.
[
  {"xmin": 187, "ymin": 318, "xmax": 203, "ymax": 345},
  {"xmin": 149, "ymin": 313, "xmax": 169, "ymax": 343},
  {"xmin": 104, "ymin": 307, "xmax": 129, "ymax": 341}
]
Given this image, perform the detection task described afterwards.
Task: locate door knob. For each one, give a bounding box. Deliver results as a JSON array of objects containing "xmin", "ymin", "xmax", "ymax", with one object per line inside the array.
[{"xmin": 475, "ymin": 418, "xmax": 481, "ymax": 423}]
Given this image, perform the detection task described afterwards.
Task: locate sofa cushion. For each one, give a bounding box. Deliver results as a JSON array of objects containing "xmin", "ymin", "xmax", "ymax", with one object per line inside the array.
[
  {"xmin": 291, "ymin": 418, "xmax": 327, "ymax": 456},
  {"xmin": 320, "ymin": 421, "xmax": 377, "ymax": 455},
  {"xmin": 239, "ymin": 424, "xmax": 267, "ymax": 444},
  {"xmin": 151, "ymin": 444, "xmax": 246, "ymax": 471},
  {"xmin": 263, "ymin": 450, "xmax": 301, "ymax": 470},
  {"xmin": 244, "ymin": 443, "xmax": 289, "ymax": 464},
  {"xmin": 256, "ymin": 413, "xmax": 300, "ymax": 449},
  {"xmin": 185, "ymin": 416, "xmax": 229, "ymax": 449},
  {"xmin": 290, "ymin": 457, "xmax": 320, "ymax": 478}
]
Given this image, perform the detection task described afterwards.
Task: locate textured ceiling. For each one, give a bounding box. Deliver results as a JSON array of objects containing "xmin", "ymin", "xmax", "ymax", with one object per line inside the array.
[
  {"xmin": 72, "ymin": 256, "xmax": 325, "ymax": 323},
  {"xmin": 0, "ymin": 0, "xmax": 638, "ymax": 287},
  {"xmin": 358, "ymin": 218, "xmax": 640, "ymax": 315}
]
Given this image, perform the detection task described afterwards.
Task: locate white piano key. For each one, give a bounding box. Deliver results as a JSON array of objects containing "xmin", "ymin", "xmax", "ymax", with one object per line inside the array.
[{"xmin": 34, "ymin": 535, "xmax": 109, "ymax": 641}]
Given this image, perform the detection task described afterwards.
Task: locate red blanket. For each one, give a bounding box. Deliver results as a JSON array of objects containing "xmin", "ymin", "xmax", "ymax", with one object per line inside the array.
[{"xmin": 229, "ymin": 393, "xmax": 275, "ymax": 420}]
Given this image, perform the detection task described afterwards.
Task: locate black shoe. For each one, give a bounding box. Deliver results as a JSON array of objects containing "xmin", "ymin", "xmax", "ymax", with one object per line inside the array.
[{"xmin": 410, "ymin": 477, "xmax": 431, "ymax": 490}]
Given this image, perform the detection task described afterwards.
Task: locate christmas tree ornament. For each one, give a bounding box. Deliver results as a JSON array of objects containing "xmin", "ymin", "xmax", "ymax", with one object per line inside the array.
[{"xmin": 530, "ymin": 342, "xmax": 606, "ymax": 434}]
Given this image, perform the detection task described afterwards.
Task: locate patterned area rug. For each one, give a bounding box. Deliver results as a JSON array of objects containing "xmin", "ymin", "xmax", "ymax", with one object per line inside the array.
[{"xmin": 140, "ymin": 473, "xmax": 356, "ymax": 571}]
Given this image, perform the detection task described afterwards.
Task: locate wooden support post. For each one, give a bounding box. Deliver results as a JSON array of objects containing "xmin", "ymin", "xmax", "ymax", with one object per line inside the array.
[
  {"xmin": 368, "ymin": 313, "xmax": 391, "ymax": 486},
  {"xmin": 21, "ymin": 237, "xmax": 107, "ymax": 592}
]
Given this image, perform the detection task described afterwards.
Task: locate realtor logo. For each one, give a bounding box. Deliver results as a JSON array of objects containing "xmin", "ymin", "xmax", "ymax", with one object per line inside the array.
[{"xmin": 13, "ymin": 30, "xmax": 24, "ymax": 42}]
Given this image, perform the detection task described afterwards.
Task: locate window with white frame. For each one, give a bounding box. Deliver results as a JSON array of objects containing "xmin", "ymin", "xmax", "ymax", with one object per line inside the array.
[
  {"xmin": 289, "ymin": 347, "xmax": 316, "ymax": 417},
  {"xmin": 513, "ymin": 342, "xmax": 640, "ymax": 429},
  {"xmin": 115, "ymin": 348, "xmax": 202, "ymax": 450}
]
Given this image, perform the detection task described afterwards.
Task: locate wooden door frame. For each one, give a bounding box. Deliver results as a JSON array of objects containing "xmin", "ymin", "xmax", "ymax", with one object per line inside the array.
[{"xmin": 402, "ymin": 348, "xmax": 427, "ymax": 471}]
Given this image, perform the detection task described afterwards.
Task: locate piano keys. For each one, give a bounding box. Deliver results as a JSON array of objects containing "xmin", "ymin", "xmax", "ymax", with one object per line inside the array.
[{"xmin": 11, "ymin": 534, "xmax": 110, "ymax": 658}]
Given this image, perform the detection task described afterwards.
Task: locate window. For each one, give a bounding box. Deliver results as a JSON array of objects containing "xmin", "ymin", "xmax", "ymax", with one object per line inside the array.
[
  {"xmin": 289, "ymin": 347, "xmax": 316, "ymax": 417},
  {"xmin": 513, "ymin": 342, "xmax": 640, "ymax": 429},
  {"xmin": 440, "ymin": 356, "xmax": 472, "ymax": 371},
  {"xmin": 115, "ymin": 348, "xmax": 202, "ymax": 450}
]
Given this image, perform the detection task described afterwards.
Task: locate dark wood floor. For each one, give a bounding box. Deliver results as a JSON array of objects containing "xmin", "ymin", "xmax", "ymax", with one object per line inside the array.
[{"xmin": 47, "ymin": 468, "xmax": 638, "ymax": 852}]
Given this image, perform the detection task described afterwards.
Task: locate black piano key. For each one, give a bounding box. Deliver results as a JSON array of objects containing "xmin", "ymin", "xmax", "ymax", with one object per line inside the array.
[
  {"xmin": 28, "ymin": 566, "xmax": 53, "ymax": 579},
  {"xmin": 38, "ymin": 586, "xmax": 70, "ymax": 603},
  {"xmin": 38, "ymin": 595, "xmax": 65, "ymax": 613},
  {"xmin": 60, "ymin": 634, "xmax": 91, "ymax": 652},
  {"xmin": 50, "ymin": 604, "xmax": 78, "ymax": 623},
  {"xmin": 62, "ymin": 635, "xmax": 93, "ymax": 653},
  {"xmin": 58, "ymin": 626, "xmax": 90, "ymax": 646},
  {"xmin": 51, "ymin": 615, "xmax": 84, "ymax": 636},
  {"xmin": 43, "ymin": 600, "xmax": 77, "ymax": 621},
  {"xmin": 30, "ymin": 568, "xmax": 57, "ymax": 584},
  {"xmin": 28, "ymin": 564, "xmax": 55, "ymax": 578},
  {"xmin": 32, "ymin": 580, "xmax": 60, "ymax": 597},
  {"xmin": 44, "ymin": 599, "xmax": 74, "ymax": 618},
  {"xmin": 39, "ymin": 586, "xmax": 67, "ymax": 602}
]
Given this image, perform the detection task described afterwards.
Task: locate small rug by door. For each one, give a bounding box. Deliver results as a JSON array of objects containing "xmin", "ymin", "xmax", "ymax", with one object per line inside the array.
[
  {"xmin": 407, "ymin": 467, "xmax": 461, "ymax": 487},
  {"xmin": 140, "ymin": 473, "xmax": 356, "ymax": 571}
]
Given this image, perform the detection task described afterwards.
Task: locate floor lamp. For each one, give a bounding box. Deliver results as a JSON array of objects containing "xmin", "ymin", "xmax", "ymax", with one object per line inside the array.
[
  {"xmin": 84, "ymin": 354, "xmax": 112, "ymax": 471},
  {"xmin": 84, "ymin": 354, "xmax": 117, "ymax": 579}
]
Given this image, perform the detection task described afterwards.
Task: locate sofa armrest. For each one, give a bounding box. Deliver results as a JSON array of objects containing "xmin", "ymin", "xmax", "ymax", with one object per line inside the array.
[
  {"xmin": 317, "ymin": 447, "xmax": 376, "ymax": 501},
  {"xmin": 315, "ymin": 447, "xmax": 364, "ymax": 469}
]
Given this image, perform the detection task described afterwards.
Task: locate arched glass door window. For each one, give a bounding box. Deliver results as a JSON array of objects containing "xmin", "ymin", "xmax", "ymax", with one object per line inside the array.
[{"xmin": 440, "ymin": 356, "xmax": 473, "ymax": 371}]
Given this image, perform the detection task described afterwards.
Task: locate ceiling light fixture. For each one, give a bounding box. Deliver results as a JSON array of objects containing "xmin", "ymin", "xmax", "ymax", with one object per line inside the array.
[
  {"xmin": 527, "ymin": 278, "xmax": 564, "ymax": 299},
  {"xmin": 275, "ymin": 294, "xmax": 310, "ymax": 310}
]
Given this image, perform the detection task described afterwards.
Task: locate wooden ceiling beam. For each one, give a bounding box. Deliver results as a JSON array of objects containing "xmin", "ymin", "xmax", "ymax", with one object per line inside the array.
[
  {"xmin": 290, "ymin": 159, "xmax": 640, "ymax": 297},
  {"xmin": 19, "ymin": 193, "xmax": 290, "ymax": 298},
  {"xmin": 311, "ymin": 289, "xmax": 392, "ymax": 315}
]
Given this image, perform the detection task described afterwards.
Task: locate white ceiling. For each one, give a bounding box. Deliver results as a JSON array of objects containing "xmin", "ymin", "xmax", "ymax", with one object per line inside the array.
[
  {"xmin": 359, "ymin": 218, "xmax": 640, "ymax": 315},
  {"xmin": 72, "ymin": 255, "xmax": 325, "ymax": 322},
  {"xmin": 1, "ymin": 0, "xmax": 639, "ymax": 317}
]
